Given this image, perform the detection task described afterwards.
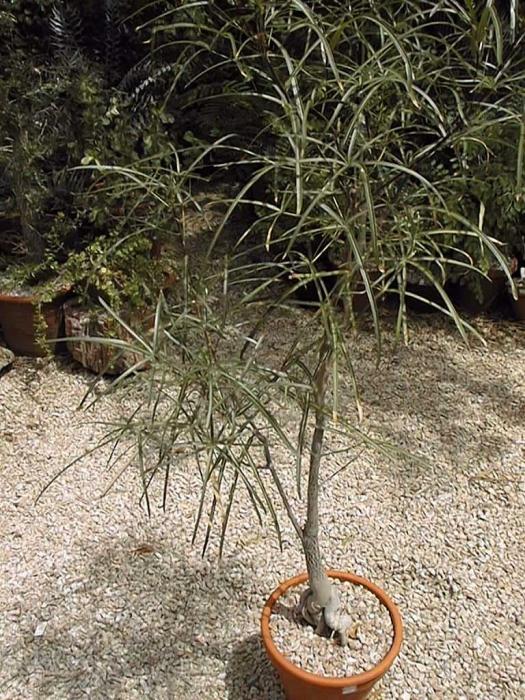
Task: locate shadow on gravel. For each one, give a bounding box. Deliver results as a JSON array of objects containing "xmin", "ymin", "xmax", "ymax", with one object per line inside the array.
[
  {"xmin": 3, "ymin": 536, "xmax": 271, "ymax": 699},
  {"xmin": 225, "ymin": 634, "xmax": 284, "ymax": 700},
  {"xmin": 352, "ymin": 338, "xmax": 525, "ymax": 494}
]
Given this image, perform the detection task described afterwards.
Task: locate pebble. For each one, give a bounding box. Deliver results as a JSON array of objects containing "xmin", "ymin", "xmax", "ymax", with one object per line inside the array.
[{"xmin": 0, "ymin": 345, "xmax": 14, "ymax": 372}]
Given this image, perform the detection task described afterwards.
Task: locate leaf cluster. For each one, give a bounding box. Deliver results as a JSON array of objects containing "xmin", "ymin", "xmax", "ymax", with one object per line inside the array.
[
  {"xmin": 0, "ymin": 0, "xmax": 179, "ymax": 306},
  {"xmin": 39, "ymin": 1, "xmax": 525, "ymax": 555}
]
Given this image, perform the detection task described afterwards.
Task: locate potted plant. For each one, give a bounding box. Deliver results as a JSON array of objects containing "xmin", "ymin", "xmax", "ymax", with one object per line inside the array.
[
  {"xmin": 0, "ymin": 274, "xmax": 70, "ymax": 357},
  {"xmin": 0, "ymin": 129, "xmax": 75, "ymax": 355},
  {"xmin": 0, "ymin": 16, "xmax": 91, "ymax": 354},
  {"xmin": 61, "ymin": 227, "xmax": 178, "ymax": 374},
  {"xmin": 39, "ymin": 1, "xmax": 522, "ymax": 697},
  {"xmin": 0, "ymin": 2, "xmax": 173, "ymax": 355},
  {"xmin": 42, "ymin": 263, "xmax": 407, "ymax": 696},
  {"xmin": 0, "ymin": 60, "xmax": 70, "ymax": 354}
]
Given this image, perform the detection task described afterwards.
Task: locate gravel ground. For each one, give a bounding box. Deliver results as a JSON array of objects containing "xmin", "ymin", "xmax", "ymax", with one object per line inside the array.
[{"xmin": 0, "ymin": 314, "xmax": 524, "ymax": 699}]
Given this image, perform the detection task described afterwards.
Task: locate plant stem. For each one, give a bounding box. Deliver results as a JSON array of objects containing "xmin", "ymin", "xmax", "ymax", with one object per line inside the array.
[
  {"xmin": 252, "ymin": 424, "xmax": 305, "ymax": 544},
  {"xmin": 302, "ymin": 334, "xmax": 332, "ymax": 607}
]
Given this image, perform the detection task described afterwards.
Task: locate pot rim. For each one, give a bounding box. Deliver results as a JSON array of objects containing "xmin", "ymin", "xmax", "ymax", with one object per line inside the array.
[
  {"xmin": 0, "ymin": 291, "xmax": 40, "ymax": 304},
  {"xmin": 260, "ymin": 569, "xmax": 403, "ymax": 689},
  {"xmin": 0, "ymin": 287, "xmax": 72, "ymax": 305}
]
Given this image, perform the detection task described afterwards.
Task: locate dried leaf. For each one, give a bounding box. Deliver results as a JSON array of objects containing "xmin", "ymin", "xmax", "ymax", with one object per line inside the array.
[{"xmin": 131, "ymin": 543, "xmax": 156, "ymax": 556}]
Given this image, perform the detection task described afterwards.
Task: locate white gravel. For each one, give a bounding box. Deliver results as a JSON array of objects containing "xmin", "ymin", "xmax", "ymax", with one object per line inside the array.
[
  {"xmin": 0, "ymin": 315, "xmax": 524, "ymax": 699},
  {"xmin": 270, "ymin": 578, "xmax": 393, "ymax": 677}
]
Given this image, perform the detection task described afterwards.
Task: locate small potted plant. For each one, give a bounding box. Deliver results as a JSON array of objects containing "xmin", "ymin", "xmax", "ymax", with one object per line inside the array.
[
  {"xmin": 0, "ymin": 138, "xmax": 74, "ymax": 355},
  {"xmin": 0, "ymin": 271, "xmax": 70, "ymax": 357},
  {"xmin": 0, "ymin": 64, "xmax": 68, "ymax": 354},
  {"xmin": 0, "ymin": 31, "xmax": 88, "ymax": 354},
  {"xmin": 0, "ymin": 0, "xmax": 151, "ymax": 355},
  {"xmin": 62, "ymin": 228, "xmax": 177, "ymax": 374}
]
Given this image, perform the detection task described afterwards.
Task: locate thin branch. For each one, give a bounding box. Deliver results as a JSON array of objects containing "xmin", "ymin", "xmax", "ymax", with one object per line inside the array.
[
  {"xmin": 321, "ymin": 449, "xmax": 365, "ymax": 485},
  {"xmin": 251, "ymin": 424, "xmax": 305, "ymax": 544}
]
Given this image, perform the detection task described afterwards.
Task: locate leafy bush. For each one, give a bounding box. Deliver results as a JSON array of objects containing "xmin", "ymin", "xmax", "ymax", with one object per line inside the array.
[
  {"xmin": 42, "ymin": 0, "xmax": 523, "ymax": 647},
  {"xmin": 448, "ymin": 120, "xmax": 525, "ymax": 275},
  {"xmin": 0, "ymin": 0, "xmax": 174, "ymax": 304},
  {"xmin": 143, "ymin": 1, "xmax": 522, "ymax": 321}
]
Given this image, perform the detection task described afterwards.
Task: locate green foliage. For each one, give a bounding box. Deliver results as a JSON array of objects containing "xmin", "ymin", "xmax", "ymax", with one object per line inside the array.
[
  {"xmin": 170, "ymin": 2, "xmax": 522, "ymax": 320},
  {"xmin": 449, "ymin": 121, "xmax": 525, "ymax": 272},
  {"xmin": 41, "ymin": 1, "xmax": 524, "ymax": 559},
  {"xmin": 61, "ymin": 233, "xmax": 172, "ymax": 310},
  {"xmin": 144, "ymin": 1, "xmax": 525, "ymax": 296},
  {"xmin": 0, "ymin": 0, "xmax": 178, "ymax": 307}
]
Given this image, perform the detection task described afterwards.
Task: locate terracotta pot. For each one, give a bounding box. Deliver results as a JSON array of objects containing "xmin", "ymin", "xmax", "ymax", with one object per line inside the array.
[
  {"xmin": 454, "ymin": 269, "xmax": 507, "ymax": 315},
  {"xmin": 261, "ymin": 570, "xmax": 403, "ymax": 700},
  {"xmin": 63, "ymin": 299, "xmax": 150, "ymax": 375},
  {"xmin": 0, "ymin": 292, "xmax": 65, "ymax": 356},
  {"xmin": 511, "ymin": 287, "xmax": 525, "ymax": 321}
]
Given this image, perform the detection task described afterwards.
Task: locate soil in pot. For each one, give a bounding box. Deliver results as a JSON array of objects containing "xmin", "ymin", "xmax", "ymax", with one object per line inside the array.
[
  {"xmin": 0, "ymin": 291, "xmax": 65, "ymax": 357},
  {"xmin": 270, "ymin": 579, "xmax": 392, "ymax": 679},
  {"xmin": 262, "ymin": 571, "xmax": 403, "ymax": 700}
]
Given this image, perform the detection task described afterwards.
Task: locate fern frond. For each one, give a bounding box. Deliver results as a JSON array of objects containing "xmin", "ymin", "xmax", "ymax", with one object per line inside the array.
[
  {"xmin": 118, "ymin": 59, "xmax": 153, "ymax": 95},
  {"xmin": 128, "ymin": 63, "xmax": 178, "ymax": 115},
  {"xmin": 104, "ymin": 0, "xmax": 130, "ymax": 82},
  {"xmin": 50, "ymin": 2, "xmax": 84, "ymax": 56}
]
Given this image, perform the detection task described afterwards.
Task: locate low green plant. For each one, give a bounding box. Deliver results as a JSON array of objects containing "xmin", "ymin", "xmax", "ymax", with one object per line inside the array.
[
  {"xmin": 0, "ymin": 0, "xmax": 174, "ymax": 307},
  {"xmin": 62, "ymin": 233, "xmax": 173, "ymax": 310}
]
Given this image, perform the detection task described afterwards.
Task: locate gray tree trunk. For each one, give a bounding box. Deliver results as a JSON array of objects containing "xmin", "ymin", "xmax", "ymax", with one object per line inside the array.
[
  {"xmin": 302, "ymin": 341, "xmax": 332, "ymax": 608},
  {"xmin": 298, "ymin": 338, "xmax": 351, "ymax": 644}
]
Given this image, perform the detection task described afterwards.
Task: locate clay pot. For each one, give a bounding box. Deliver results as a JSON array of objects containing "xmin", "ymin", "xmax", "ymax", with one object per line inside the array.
[
  {"xmin": 350, "ymin": 269, "xmax": 382, "ymax": 313},
  {"xmin": 63, "ymin": 299, "xmax": 150, "ymax": 375},
  {"xmin": 0, "ymin": 292, "xmax": 65, "ymax": 356},
  {"xmin": 261, "ymin": 570, "xmax": 403, "ymax": 700},
  {"xmin": 454, "ymin": 269, "xmax": 507, "ymax": 315},
  {"xmin": 511, "ymin": 286, "xmax": 525, "ymax": 321}
]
